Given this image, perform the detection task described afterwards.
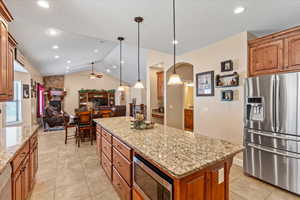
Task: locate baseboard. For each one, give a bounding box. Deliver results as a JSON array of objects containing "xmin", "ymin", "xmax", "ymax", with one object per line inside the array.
[{"xmin": 233, "ymin": 157, "xmax": 243, "ymax": 168}]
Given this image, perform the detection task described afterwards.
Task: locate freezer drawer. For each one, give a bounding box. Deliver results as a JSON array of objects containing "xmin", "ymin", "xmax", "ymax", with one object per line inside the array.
[
  {"xmin": 244, "ymin": 142, "xmax": 300, "ymax": 195},
  {"xmin": 244, "ymin": 129, "xmax": 300, "ymax": 154}
]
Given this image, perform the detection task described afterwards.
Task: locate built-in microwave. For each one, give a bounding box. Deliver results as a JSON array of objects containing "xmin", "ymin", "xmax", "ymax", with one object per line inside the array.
[{"xmin": 133, "ymin": 155, "xmax": 173, "ymax": 200}]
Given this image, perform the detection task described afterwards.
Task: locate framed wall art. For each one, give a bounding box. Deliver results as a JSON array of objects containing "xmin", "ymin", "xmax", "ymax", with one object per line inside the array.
[{"xmin": 196, "ymin": 71, "xmax": 214, "ymax": 96}]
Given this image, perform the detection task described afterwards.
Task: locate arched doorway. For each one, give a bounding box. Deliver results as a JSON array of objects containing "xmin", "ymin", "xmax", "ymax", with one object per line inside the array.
[{"xmin": 166, "ymin": 62, "xmax": 194, "ymax": 130}]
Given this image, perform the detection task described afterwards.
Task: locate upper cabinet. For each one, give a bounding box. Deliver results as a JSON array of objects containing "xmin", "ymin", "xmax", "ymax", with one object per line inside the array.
[
  {"xmin": 248, "ymin": 26, "xmax": 300, "ymax": 77},
  {"xmin": 0, "ymin": 1, "xmax": 14, "ymax": 102},
  {"xmin": 157, "ymin": 71, "xmax": 164, "ymax": 100}
]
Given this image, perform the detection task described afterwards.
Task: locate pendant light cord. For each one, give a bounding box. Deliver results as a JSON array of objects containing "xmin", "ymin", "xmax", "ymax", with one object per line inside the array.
[
  {"xmin": 138, "ymin": 21, "xmax": 141, "ymax": 82},
  {"xmin": 173, "ymin": 0, "xmax": 176, "ymax": 74}
]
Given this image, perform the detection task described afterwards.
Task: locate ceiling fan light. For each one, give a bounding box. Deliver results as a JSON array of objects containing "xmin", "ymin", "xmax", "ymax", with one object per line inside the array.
[
  {"xmin": 117, "ymin": 85, "xmax": 125, "ymax": 91},
  {"xmin": 134, "ymin": 81, "xmax": 144, "ymax": 89},
  {"xmin": 90, "ymin": 74, "xmax": 96, "ymax": 79},
  {"xmin": 168, "ymin": 73, "xmax": 183, "ymax": 85}
]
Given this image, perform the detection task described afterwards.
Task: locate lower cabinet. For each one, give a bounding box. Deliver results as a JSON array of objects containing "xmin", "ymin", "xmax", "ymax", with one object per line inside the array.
[
  {"xmin": 97, "ymin": 127, "xmax": 132, "ymax": 200},
  {"xmin": 11, "ymin": 132, "xmax": 38, "ymax": 200},
  {"xmin": 132, "ymin": 189, "xmax": 143, "ymax": 200},
  {"xmin": 112, "ymin": 168, "xmax": 131, "ymax": 200}
]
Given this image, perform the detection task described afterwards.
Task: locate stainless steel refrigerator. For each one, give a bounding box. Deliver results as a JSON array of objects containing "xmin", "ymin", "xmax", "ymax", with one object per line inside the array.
[{"xmin": 244, "ymin": 72, "xmax": 300, "ymax": 195}]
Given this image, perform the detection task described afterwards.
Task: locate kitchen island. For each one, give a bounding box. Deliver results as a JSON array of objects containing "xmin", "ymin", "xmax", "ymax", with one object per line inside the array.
[{"xmin": 94, "ymin": 117, "xmax": 243, "ymax": 200}]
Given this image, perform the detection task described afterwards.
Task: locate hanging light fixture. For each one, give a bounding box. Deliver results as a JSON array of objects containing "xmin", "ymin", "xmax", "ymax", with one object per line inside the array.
[
  {"xmin": 89, "ymin": 62, "xmax": 96, "ymax": 79},
  {"xmin": 117, "ymin": 37, "xmax": 125, "ymax": 91},
  {"xmin": 134, "ymin": 16, "xmax": 144, "ymax": 89},
  {"xmin": 168, "ymin": 0, "xmax": 183, "ymax": 85}
]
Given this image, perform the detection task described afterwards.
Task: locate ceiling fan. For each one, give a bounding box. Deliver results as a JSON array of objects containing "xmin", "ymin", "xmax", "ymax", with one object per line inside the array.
[
  {"xmin": 68, "ymin": 60, "xmax": 104, "ymax": 79},
  {"xmin": 89, "ymin": 62, "xmax": 103, "ymax": 79}
]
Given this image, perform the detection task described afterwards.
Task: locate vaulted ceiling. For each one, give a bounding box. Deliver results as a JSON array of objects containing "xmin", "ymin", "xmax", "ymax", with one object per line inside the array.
[{"xmin": 5, "ymin": 0, "xmax": 300, "ymax": 84}]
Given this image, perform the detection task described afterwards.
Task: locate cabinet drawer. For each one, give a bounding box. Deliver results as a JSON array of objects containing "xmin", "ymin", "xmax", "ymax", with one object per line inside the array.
[
  {"xmin": 113, "ymin": 137, "xmax": 132, "ymax": 161},
  {"xmin": 102, "ymin": 153, "xmax": 112, "ymax": 181},
  {"xmin": 112, "ymin": 167, "xmax": 131, "ymax": 200},
  {"xmin": 102, "ymin": 129, "xmax": 112, "ymax": 143},
  {"xmin": 11, "ymin": 142, "xmax": 29, "ymax": 173},
  {"xmin": 113, "ymin": 148, "xmax": 132, "ymax": 186},
  {"xmin": 102, "ymin": 138, "xmax": 112, "ymax": 161}
]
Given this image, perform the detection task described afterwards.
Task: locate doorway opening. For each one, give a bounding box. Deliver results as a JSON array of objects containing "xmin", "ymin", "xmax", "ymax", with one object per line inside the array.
[{"xmin": 166, "ymin": 62, "xmax": 194, "ymax": 130}]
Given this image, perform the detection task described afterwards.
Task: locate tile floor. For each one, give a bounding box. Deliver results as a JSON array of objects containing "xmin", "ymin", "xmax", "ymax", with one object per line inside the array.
[{"xmin": 30, "ymin": 129, "xmax": 300, "ymax": 200}]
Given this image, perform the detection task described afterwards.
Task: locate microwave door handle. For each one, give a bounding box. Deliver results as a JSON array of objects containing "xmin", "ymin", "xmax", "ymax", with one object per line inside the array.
[{"xmin": 248, "ymin": 143, "xmax": 300, "ymax": 159}]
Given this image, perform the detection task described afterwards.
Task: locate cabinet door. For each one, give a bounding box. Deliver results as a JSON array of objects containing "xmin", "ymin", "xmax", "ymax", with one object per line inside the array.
[
  {"xmin": 132, "ymin": 188, "xmax": 144, "ymax": 200},
  {"xmin": 33, "ymin": 145, "xmax": 38, "ymax": 176},
  {"xmin": 0, "ymin": 21, "xmax": 9, "ymax": 101},
  {"xmin": 249, "ymin": 40, "xmax": 283, "ymax": 76},
  {"xmin": 285, "ymin": 34, "xmax": 300, "ymax": 71},
  {"xmin": 7, "ymin": 40, "xmax": 15, "ymax": 99},
  {"xmin": 96, "ymin": 132, "xmax": 101, "ymax": 158},
  {"xmin": 23, "ymin": 158, "xmax": 30, "ymax": 200},
  {"xmin": 12, "ymin": 169, "xmax": 22, "ymax": 200},
  {"xmin": 157, "ymin": 71, "xmax": 164, "ymax": 100}
]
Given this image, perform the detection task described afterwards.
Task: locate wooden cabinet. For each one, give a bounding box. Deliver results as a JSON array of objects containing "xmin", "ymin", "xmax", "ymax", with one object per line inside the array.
[
  {"xmin": 113, "ymin": 148, "xmax": 132, "ymax": 186},
  {"xmin": 96, "ymin": 131, "xmax": 101, "ymax": 158},
  {"xmin": 249, "ymin": 26, "xmax": 300, "ymax": 76},
  {"xmin": 112, "ymin": 168, "xmax": 131, "ymax": 200},
  {"xmin": 132, "ymin": 189, "xmax": 144, "ymax": 200},
  {"xmin": 157, "ymin": 71, "xmax": 164, "ymax": 100},
  {"xmin": 184, "ymin": 109, "xmax": 193, "ymax": 131},
  {"xmin": 285, "ymin": 34, "xmax": 300, "ymax": 71},
  {"xmin": 0, "ymin": 1, "xmax": 14, "ymax": 102},
  {"xmin": 249, "ymin": 40, "xmax": 284, "ymax": 76},
  {"xmin": 11, "ymin": 132, "xmax": 38, "ymax": 200}
]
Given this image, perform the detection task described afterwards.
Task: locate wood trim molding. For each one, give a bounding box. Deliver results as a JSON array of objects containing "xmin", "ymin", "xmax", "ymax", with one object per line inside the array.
[
  {"xmin": 0, "ymin": 0, "xmax": 13, "ymax": 22},
  {"xmin": 8, "ymin": 32, "xmax": 17, "ymax": 46},
  {"xmin": 249, "ymin": 25, "xmax": 300, "ymax": 46}
]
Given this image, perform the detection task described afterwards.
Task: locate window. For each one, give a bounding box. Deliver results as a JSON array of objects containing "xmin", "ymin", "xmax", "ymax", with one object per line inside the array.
[{"xmin": 6, "ymin": 81, "xmax": 22, "ymax": 124}]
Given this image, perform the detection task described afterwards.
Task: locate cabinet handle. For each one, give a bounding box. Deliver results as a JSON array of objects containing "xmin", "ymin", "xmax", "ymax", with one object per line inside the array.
[{"xmin": 117, "ymin": 161, "xmax": 122, "ymax": 167}]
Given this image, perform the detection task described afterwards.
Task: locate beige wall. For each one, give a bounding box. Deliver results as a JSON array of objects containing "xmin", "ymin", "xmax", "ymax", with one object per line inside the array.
[
  {"xmin": 63, "ymin": 70, "xmax": 128, "ymax": 114},
  {"xmin": 146, "ymin": 32, "xmax": 249, "ymax": 145},
  {"xmin": 166, "ymin": 64, "xmax": 193, "ymax": 129}
]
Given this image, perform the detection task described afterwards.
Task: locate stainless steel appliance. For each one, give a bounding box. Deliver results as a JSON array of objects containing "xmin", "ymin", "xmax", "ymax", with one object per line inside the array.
[
  {"xmin": 244, "ymin": 72, "xmax": 300, "ymax": 195},
  {"xmin": 133, "ymin": 155, "xmax": 173, "ymax": 200}
]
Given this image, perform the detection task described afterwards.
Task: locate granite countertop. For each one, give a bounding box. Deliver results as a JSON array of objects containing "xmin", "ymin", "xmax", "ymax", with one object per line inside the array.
[
  {"xmin": 94, "ymin": 117, "xmax": 244, "ymax": 179},
  {"xmin": 0, "ymin": 125, "xmax": 39, "ymax": 174}
]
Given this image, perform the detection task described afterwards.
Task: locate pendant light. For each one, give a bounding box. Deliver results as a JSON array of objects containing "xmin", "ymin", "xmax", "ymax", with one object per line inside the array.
[
  {"xmin": 134, "ymin": 16, "xmax": 144, "ymax": 89},
  {"xmin": 168, "ymin": 0, "xmax": 183, "ymax": 85},
  {"xmin": 117, "ymin": 37, "xmax": 125, "ymax": 91},
  {"xmin": 89, "ymin": 62, "xmax": 96, "ymax": 79}
]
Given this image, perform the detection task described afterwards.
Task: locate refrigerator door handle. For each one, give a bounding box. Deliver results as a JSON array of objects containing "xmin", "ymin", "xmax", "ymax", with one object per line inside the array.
[
  {"xmin": 248, "ymin": 130, "xmax": 300, "ymax": 142},
  {"xmin": 275, "ymin": 75, "xmax": 279, "ymax": 132},
  {"xmin": 248, "ymin": 143, "xmax": 300, "ymax": 159}
]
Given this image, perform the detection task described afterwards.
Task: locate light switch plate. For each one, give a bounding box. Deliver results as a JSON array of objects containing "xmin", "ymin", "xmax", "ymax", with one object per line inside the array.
[{"xmin": 218, "ymin": 168, "xmax": 224, "ymax": 184}]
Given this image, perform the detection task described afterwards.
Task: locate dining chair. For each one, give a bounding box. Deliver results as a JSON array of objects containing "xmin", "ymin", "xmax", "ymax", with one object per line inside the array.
[{"xmin": 76, "ymin": 111, "xmax": 93, "ymax": 147}]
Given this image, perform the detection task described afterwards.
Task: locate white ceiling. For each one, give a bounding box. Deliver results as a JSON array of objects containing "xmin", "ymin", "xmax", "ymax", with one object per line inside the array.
[{"xmin": 5, "ymin": 0, "xmax": 300, "ymax": 82}]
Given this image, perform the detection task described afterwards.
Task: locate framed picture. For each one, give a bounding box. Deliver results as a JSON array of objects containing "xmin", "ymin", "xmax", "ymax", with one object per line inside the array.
[
  {"xmin": 221, "ymin": 60, "xmax": 233, "ymax": 72},
  {"xmin": 23, "ymin": 84, "xmax": 30, "ymax": 99},
  {"xmin": 196, "ymin": 71, "xmax": 214, "ymax": 96}
]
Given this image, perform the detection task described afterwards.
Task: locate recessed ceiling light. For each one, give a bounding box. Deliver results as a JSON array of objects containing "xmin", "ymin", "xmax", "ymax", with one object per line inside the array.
[
  {"xmin": 172, "ymin": 40, "xmax": 178, "ymax": 45},
  {"xmin": 47, "ymin": 28, "xmax": 59, "ymax": 36},
  {"xmin": 94, "ymin": 49, "xmax": 99, "ymax": 53},
  {"xmin": 106, "ymin": 69, "xmax": 111, "ymax": 73},
  {"xmin": 112, "ymin": 65, "xmax": 117, "ymax": 69},
  {"xmin": 54, "ymin": 55, "xmax": 60, "ymax": 59},
  {"xmin": 67, "ymin": 60, "xmax": 71, "ymax": 64},
  {"xmin": 234, "ymin": 6, "xmax": 245, "ymax": 14},
  {"xmin": 121, "ymin": 60, "xmax": 125, "ymax": 64},
  {"xmin": 37, "ymin": 0, "xmax": 50, "ymax": 8},
  {"xmin": 52, "ymin": 45, "xmax": 59, "ymax": 49}
]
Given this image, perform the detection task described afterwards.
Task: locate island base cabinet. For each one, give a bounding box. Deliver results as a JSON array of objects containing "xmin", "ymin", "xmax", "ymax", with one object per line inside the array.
[
  {"xmin": 112, "ymin": 168, "xmax": 131, "ymax": 200},
  {"xmin": 174, "ymin": 159, "xmax": 232, "ymax": 200},
  {"xmin": 132, "ymin": 188, "xmax": 143, "ymax": 200}
]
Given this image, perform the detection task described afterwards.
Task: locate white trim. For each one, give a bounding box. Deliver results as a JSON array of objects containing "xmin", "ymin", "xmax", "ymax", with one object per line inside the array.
[{"xmin": 233, "ymin": 157, "xmax": 243, "ymax": 168}]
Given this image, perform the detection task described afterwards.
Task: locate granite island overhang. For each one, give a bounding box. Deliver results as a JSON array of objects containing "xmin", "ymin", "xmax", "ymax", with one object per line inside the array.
[{"xmin": 94, "ymin": 117, "xmax": 244, "ymax": 200}]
